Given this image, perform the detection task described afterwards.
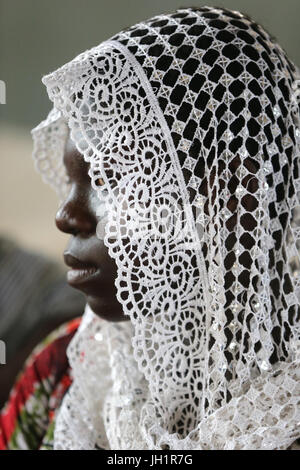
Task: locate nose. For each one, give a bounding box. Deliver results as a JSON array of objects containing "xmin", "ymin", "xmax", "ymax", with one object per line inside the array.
[{"xmin": 55, "ymin": 196, "xmax": 96, "ymax": 236}]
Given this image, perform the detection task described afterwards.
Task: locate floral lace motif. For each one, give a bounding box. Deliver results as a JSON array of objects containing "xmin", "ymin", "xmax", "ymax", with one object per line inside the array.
[{"xmin": 32, "ymin": 7, "xmax": 300, "ymax": 449}]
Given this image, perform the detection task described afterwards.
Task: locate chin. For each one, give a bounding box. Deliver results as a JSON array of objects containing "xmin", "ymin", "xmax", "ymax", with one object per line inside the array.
[{"xmin": 87, "ymin": 295, "xmax": 128, "ymax": 322}]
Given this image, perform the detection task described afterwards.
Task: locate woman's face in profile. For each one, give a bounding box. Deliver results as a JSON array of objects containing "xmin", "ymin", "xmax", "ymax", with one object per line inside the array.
[{"xmin": 55, "ymin": 135, "xmax": 127, "ymax": 322}]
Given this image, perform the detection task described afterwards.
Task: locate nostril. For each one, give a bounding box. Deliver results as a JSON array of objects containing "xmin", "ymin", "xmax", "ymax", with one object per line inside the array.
[
  {"xmin": 55, "ymin": 206, "xmax": 75, "ymax": 234},
  {"xmin": 55, "ymin": 204, "xmax": 96, "ymax": 236}
]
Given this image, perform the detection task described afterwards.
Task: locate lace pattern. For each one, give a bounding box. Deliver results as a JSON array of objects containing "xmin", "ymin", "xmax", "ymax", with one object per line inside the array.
[
  {"xmin": 32, "ymin": 107, "xmax": 69, "ymax": 199},
  {"xmin": 32, "ymin": 7, "xmax": 300, "ymax": 449}
]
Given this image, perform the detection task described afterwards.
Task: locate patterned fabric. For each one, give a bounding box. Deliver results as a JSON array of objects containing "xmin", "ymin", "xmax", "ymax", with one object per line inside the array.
[
  {"xmin": 0, "ymin": 318, "xmax": 80, "ymax": 450},
  {"xmin": 31, "ymin": 6, "xmax": 300, "ymax": 449}
]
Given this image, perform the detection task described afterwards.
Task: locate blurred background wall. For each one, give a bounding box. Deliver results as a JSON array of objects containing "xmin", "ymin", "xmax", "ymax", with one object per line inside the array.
[{"xmin": 1, "ymin": 0, "xmax": 300, "ymax": 262}]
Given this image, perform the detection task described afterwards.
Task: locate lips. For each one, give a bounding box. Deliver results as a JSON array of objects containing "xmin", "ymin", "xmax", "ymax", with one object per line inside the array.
[{"xmin": 64, "ymin": 253, "xmax": 100, "ymax": 286}]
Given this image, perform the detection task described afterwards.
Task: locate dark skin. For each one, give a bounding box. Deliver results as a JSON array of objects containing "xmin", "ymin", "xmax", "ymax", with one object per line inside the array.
[
  {"xmin": 55, "ymin": 136, "xmax": 128, "ymax": 322},
  {"xmin": 56, "ymin": 137, "xmax": 258, "ymax": 327},
  {"xmin": 1, "ymin": 137, "xmax": 126, "ymax": 408}
]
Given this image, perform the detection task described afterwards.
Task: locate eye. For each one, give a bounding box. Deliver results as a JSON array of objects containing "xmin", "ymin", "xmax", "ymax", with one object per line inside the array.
[
  {"xmin": 95, "ymin": 169, "xmax": 116, "ymax": 188},
  {"xmin": 96, "ymin": 177, "xmax": 105, "ymax": 187}
]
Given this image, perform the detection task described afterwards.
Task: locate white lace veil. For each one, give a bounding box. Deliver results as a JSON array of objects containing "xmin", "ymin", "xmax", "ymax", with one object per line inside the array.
[{"xmin": 32, "ymin": 7, "xmax": 300, "ymax": 450}]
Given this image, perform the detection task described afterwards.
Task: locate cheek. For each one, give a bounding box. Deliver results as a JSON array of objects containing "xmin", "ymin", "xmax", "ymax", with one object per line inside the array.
[
  {"xmin": 88, "ymin": 190, "xmax": 108, "ymax": 240},
  {"xmin": 89, "ymin": 187, "xmax": 101, "ymax": 214}
]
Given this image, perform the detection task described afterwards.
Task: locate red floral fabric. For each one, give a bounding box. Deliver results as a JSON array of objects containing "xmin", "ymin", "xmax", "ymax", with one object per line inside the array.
[{"xmin": 0, "ymin": 317, "xmax": 81, "ymax": 450}]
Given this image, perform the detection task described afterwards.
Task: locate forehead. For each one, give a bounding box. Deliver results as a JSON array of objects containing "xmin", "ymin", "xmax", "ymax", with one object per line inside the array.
[{"xmin": 63, "ymin": 135, "xmax": 90, "ymax": 175}]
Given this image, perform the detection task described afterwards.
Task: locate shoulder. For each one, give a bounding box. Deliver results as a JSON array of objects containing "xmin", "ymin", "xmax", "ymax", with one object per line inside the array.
[
  {"xmin": 0, "ymin": 317, "xmax": 81, "ymax": 449},
  {"xmin": 24, "ymin": 317, "xmax": 81, "ymax": 370}
]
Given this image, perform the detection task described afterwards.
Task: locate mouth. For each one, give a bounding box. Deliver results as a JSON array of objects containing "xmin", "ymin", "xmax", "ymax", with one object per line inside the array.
[{"xmin": 64, "ymin": 253, "xmax": 100, "ymax": 287}]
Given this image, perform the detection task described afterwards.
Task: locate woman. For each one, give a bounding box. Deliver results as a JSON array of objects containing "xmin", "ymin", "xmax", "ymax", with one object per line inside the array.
[{"xmin": 1, "ymin": 6, "xmax": 299, "ymax": 450}]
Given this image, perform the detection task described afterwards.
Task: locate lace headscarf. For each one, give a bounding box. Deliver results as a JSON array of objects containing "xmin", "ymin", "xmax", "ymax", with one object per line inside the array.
[{"xmin": 32, "ymin": 6, "xmax": 300, "ymax": 450}]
